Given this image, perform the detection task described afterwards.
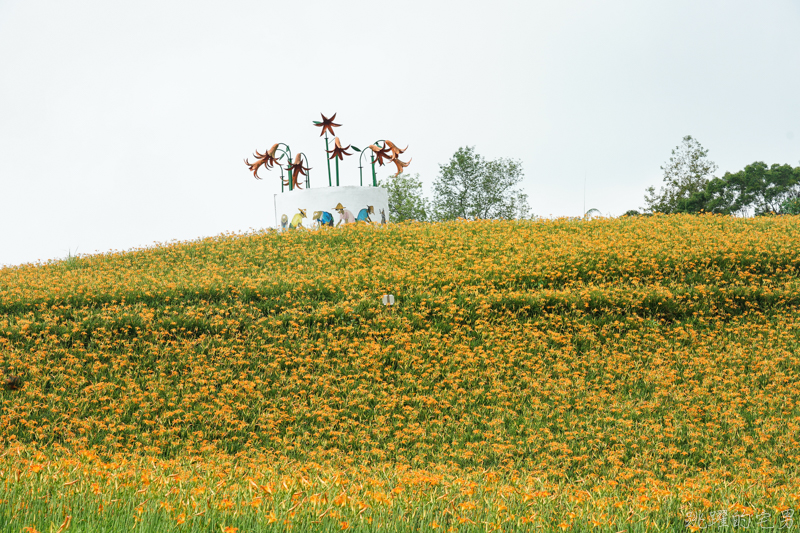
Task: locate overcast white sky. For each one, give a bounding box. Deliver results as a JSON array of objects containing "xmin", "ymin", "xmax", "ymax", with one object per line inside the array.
[{"xmin": 2, "ymin": 0, "xmax": 799, "ymax": 267}]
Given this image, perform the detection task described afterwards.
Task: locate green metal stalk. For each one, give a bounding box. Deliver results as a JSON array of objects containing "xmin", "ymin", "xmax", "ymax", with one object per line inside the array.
[
  {"xmin": 276, "ymin": 144, "xmax": 293, "ymax": 192},
  {"xmin": 371, "ymin": 155, "xmax": 377, "ymax": 187},
  {"xmin": 301, "ymin": 153, "xmax": 311, "ymax": 189},
  {"xmin": 325, "ymin": 135, "xmax": 332, "ymax": 187},
  {"xmin": 335, "ymin": 157, "xmax": 340, "ymax": 187}
]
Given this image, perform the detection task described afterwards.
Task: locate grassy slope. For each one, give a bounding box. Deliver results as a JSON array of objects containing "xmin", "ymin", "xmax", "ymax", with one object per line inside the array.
[{"xmin": 1, "ymin": 215, "xmax": 800, "ymax": 531}]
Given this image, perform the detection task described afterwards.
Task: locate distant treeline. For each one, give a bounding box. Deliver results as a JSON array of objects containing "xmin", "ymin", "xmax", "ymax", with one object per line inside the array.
[{"xmin": 631, "ymin": 136, "xmax": 800, "ymax": 217}]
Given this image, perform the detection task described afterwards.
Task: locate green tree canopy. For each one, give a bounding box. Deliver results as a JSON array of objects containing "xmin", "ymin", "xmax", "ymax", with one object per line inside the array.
[
  {"xmin": 706, "ymin": 162, "xmax": 800, "ymax": 215},
  {"xmin": 431, "ymin": 146, "xmax": 529, "ymax": 221},
  {"xmin": 635, "ymin": 147, "xmax": 800, "ymax": 216},
  {"xmin": 378, "ymin": 172, "xmax": 429, "ymax": 222},
  {"xmin": 782, "ymin": 196, "xmax": 800, "ymax": 215},
  {"xmin": 644, "ymin": 135, "xmax": 718, "ymax": 214}
]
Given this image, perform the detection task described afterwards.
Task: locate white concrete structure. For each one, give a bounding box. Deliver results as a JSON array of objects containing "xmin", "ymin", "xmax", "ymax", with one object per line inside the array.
[{"xmin": 274, "ymin": 185, "xmax": 389, "ymax": 230}]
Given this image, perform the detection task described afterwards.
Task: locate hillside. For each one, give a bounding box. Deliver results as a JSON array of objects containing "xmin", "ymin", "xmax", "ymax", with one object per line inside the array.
[{"xmin": 2, "ymin": 216, "xmax": 800, "ymax": 532}]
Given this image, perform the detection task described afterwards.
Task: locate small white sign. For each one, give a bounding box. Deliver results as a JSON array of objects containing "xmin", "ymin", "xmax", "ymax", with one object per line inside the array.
[{"xmin": 382, "ymin": 294, "xmax": 395, "ymax": 306}]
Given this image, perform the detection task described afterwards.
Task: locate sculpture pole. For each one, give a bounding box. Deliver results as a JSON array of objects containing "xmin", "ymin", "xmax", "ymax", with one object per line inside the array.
[
  {"xmin": 359, "ymin": 140, "xmax": 392, "ymax": 187},
  {"xmin": 275, "ymin": 144, "xmax": 293, "ymax": 191},
  {"xmin": 247, "ymin": 114, "xmax": 409, "ymax": 194},
  {"xmin": 315, "ymin": 114, "xmax": 340, "ymax": 187},
  {"xmin": 324, "ymin": 133, "xmax": 332, "ymax": 187}
]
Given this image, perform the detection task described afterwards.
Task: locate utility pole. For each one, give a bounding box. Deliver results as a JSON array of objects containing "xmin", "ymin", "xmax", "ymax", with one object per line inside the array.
[{"xmin": 583, "ymin": 173, "xmax": 586, "ymax": 216}]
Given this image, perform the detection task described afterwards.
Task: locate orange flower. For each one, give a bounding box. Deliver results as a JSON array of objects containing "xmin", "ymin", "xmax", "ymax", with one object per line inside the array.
[
  {"xmin": 314, "ymin": 113, "xmax": 341, "ymax": 137},
  {"xmin": 287, "ymin": 153, "xmax": 311, "ymax": 189},
  {"xmin": 390, "ymin": 156, "xmax": 411, "ymax": 177},
  {"xmin": 383, "ymin": 139, "xmax": 407, "ymax": 157},
  {"xmin": 219, "ymin": 498, "xmax": 234, "ymax": 510},
  {"xmin": 368, "ymin": 143, "xmax": 393, "ymax": 167},
  {"xmin": 245, "ymin": 143, "xmax": 280, "ymax": 179},
  {"xmin": 327, "ymin": 137, "xmax": 352, "ymax": 160},
  {"xmin": 55, "ymin": 515, "xmax": 72, "ymax": 533}
]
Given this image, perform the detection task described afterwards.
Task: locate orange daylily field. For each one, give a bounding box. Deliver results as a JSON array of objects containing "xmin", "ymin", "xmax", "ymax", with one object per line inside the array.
[{"xmin": 1, "ymin": 215, "xmax": 800, "ymax": 532}]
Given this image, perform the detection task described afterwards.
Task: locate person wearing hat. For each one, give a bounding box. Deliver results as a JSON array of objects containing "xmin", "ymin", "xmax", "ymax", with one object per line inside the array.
[
  {"xmin": 312, "ymin": 210, "xmax": 334, "ymax": 227},
  {"xmin": 334, "ymin": 203, "xmax": 355, "ymax": 226},
  {"xmin": 289, "ymin": 208, "xmax": 307, "ymax": 230},
  {"xmin": 356, "ymin": 205, "xmax": 374, "ymax": 223}
]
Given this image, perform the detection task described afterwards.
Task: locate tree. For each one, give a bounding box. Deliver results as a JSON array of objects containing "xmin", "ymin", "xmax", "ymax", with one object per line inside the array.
[
  {"xmin": 705, "ymin": 162, "xmax": 800, "ymax": 216},
  {"xmin": 378, "ymin": 173, "xmax": 429, "ymax": 222},
  {"xmin": 644, "ymin": 135, "xmax": 718, "ymax": 213},
  {"xmin": 750, "ymin": 162, "xmax": 800, "ymax": 214},
  {"xmin": 782, "ymin": 197, "xmax": 800, "ymax": 215},
  {"xmin": 431, "ymin": 146, "xmax": 529, "ymax": 221}
]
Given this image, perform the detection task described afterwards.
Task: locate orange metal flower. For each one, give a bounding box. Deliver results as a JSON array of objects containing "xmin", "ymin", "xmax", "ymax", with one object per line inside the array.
[
  {"xmin": 384, "ymin": 140, "xmax": 407, "ymax": 158},
  {"xmin": 391, "ymin": 156, "xmax": 412, "ymax": 176},
  {"xmin": 315, "ymin": 113, "xmax": 341, "ymax": 137},
  {"xmin": 327, "ymin": 137, "xmax": 352, "ymax": 160},
  {"xmin": 368, "ymin": 144, "xmax": 393, "ymax": 167},
  {"xmin": 287, "ymin": 153, "xmax": 311, "ymax": 189},
  {"xmin": 244, "ymin": 143, "xmax": 280, "ymax": 180}
]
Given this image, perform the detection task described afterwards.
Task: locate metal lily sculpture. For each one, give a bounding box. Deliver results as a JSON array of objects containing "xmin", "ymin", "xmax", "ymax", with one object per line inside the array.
[
  {"xmin": 315, "ymin": 113, "xmax": 412, "ymax": 186},
  {"xmin": 357, "ymin": 140, "xmax": 412, "ymax": 186},
  {"xmin": 245, "ymin": 143, "xmax": 280, "ymax": 179},
  {"xmin": 245, "ymin": 143, "xmax": 310, "ymax": 191},
  {"xmin": 313, "ymin": 113, "xmax": 341, "ymax": 187},
  {"xmin": 326, "ymin": 137, "xmax": 354, "ymax": 187},
  {"xmin": 287, "ymin": 153, "xmax": 312, "ymax": 190},
  {"xmin": 246, "ymin": 112, "xmax": 410, "ymax": 190}
]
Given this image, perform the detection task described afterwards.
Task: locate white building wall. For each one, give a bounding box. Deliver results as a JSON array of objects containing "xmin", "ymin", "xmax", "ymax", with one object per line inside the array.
[{"xmin": 273, "ymin": 185, "xmax": 389, "ymax": 230}]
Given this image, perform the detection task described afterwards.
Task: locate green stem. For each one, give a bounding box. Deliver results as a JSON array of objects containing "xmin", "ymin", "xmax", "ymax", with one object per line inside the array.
[
  {"xmin": 325, "ymin": 135, "xmax": 332, "ymax": 187},
  {"xmin": 371, "ymin": 155, "xmax": 377, "ymax": 187},
  {"xmin": 276, "ymin": 144, "xmax": 293, "ymax": 191},
  {"xmin": 335, "ymin": 157, "xmax": 340, "ymax": 187}
]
